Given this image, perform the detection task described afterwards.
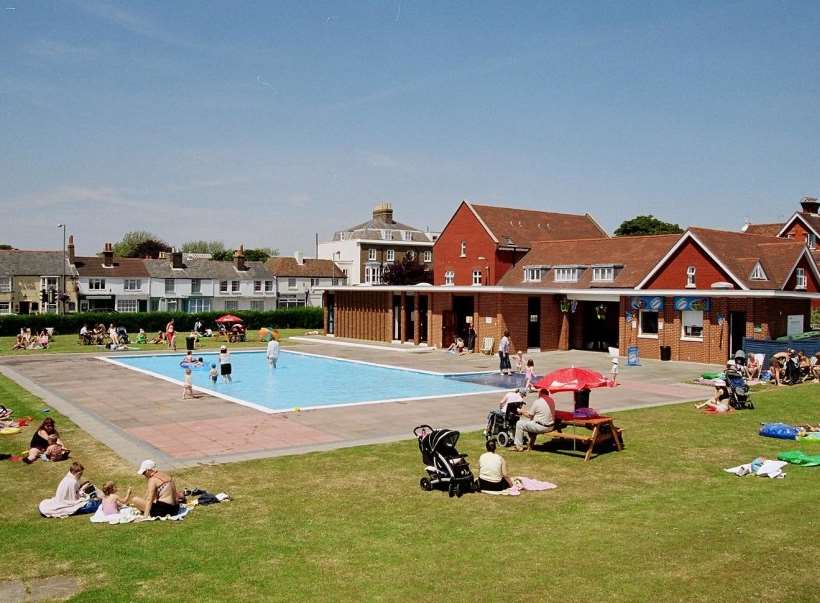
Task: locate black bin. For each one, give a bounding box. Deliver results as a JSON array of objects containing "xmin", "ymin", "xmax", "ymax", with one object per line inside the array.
[
  {"xmin": 185, "ymin": 336, "xmax": 196, "ymax": 352},
  {"xmin": 660, "ymin": 346, "xmax": 671, "ymax": 361},
  {"xmin": 573, "ymin": 389, "xmax": 590, "ymax": 410}
]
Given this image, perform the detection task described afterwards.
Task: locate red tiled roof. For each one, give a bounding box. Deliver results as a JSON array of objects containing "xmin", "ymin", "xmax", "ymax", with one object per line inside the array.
[
  {"xmin": 497, "ymin": 234, "xmax": 679, "ymax": 289},
  {"xmin": 73, "ymin": 256, "xmax": 149, "ymax": 278},
  {"xmin": 266, "ymin": 257, "xmax": 345, "ymax": 278},
  {"xmin": 798, "ymin": 212, "xmax": 820, "ymax": 236},
  {"xmin": 742, "ymin": 223, "xmax": 782, "ymax": 236},
  {"xmin": 469, "ymin": 203, "xmax": 608, "ymax": 249}
]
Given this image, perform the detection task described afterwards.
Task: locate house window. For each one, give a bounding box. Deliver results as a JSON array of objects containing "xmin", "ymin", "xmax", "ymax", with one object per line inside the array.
[
  {"xmin": 224, "ymin": 300, "xmax": 238, "ymax": 311},
  {"xmin": 41, "ymin": 276, "xmax": 58, "ymax": 291},
  {"xmin": 164, "ymin": 278, "xmax": 175, "ymax": 293},
  {"xmin": 681, "ymin": 310, "xmax": 704, "ymax": 339},
  {"xmin": 188, "ymin": 298, "xmax": 211, "ymax": 313},
  {"xmin": 264, "ymin": 280, "xmax": 274, "ymax": 292},
  {"xmin": 459, "ymin": 241, "xmax": 467, "ymax": 257},
  {"xmin": 116, "ymin": 299, "xmax": 138, "ymax": 313},
  {"xmin": 368, "ymin": 248, "xmax": 377, "ymax": 261},
  {"xmin": 796, "ymin": 267, "xmax": 807, "ymax": 290},
  {"xmin": 254, "ymin": 280, "xmax": 262, "ymax": 292},
  {"xmin": 219, "ymin": 280, "xmax": 228, "ymax": 293},
  {"xmin": 686, "ymin": 266, "xmax": 696, "ymax": 288},
  {"xmin": 554, "ymin": 268, "xmax": 578, "ymax": 283},
  {"xmin": 191, "ymin": 279, "xmax": 201, "ymax": 293},
  {"xmin": 250, "ymin": 300, "xmax": 264, "ymax": 311},
  {"xmin": 386, "ymin": 249, "xmax": 395, "ymax": 262},
  {"xmin": 403, "ymin": 231, "xmax": 412, "ymax": 241},
  {"xmin": 807, "ymin": 233, "xmax": 816, "ymax": 250},
  {"xmin": 0, "ymin": 277, "xmax": 10, "ymax": 293},
  {"xmin": 423, "ymin": 250, "xmax": 432, "ymax": 263},
  {"xmin": 123, "ymin": 279, "xmax": 141, "ymax": 291},
  {"xmin": 0, "ymin": 302, "xmax": 10, "ymax": 314},
  {"xmin": 592, "ymin": 267, "xmax": 614, "ymax": 282},
  {"xmin": 88, "ymin": 278, "xmax": 106, "ymax": 290},
  {"xmin": 288, "ymin": 278, "xmax": 297, "ymax": 289},
  {"xmin": 310, "ymin": 278, "xmax": 320, "ymax": 287},
  {"xmin": 231, "ymin": 280, "xmax": 240, "ymax": 292},
  {"xmin": 364, "ymin": 266, "xmax": 382, "ymax": 284},
  {"xmin": 444, "ymin": 271, "xmax": 454, "ymax": 285},
  {"xmin": 750, "ymin": 263, "xmax": 767, "ymax": 280},
  {"xmin": 639, "ymin": 310, "xmax": 659, "ymax": 338},
  {"xmin": 332, "ymin": 278, "xmax": 340, "ymax": 286},
  {"xmin": 472, "ymin": 270, "xmax": 483, "ymax": 286},
  {"xmin": 524, "ymin": 268, "xmax": 542, "ymax": 282}
]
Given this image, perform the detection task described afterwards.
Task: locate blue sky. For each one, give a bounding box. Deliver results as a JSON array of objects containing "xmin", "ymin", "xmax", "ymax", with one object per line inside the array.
[{"xmin": 2, "ymin": 1, "xmax": 819, "ymax": 255}]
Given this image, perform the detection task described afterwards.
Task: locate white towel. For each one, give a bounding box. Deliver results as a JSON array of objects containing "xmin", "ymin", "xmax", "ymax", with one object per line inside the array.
[
  {"xmin": 89, "ymin": 504, "xmax": 191, "ymax": 524},
  {"xmin": 724, "ymin": 460, "xmax": 787, "ymax": 479}
]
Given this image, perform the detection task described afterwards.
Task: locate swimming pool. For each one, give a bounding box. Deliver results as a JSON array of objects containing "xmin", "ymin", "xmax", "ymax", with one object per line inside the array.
[{"xmin": 105, "ymin": 350, "xmax": 502, "ymax": 413}]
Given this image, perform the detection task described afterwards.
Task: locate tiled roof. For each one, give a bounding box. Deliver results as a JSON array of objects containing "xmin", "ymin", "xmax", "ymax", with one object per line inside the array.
[
  {"xmin": 469, "ymin": 203, "xmax": 608, "ymax": 249},
  {"xmin": 797, "ymin": 212, "xmax": 820, "ymax": 236},
  {"xmin": 266, "ymin": 257, "xmax": 346, "ymax": 278},
  {"xmin": 0, "ymin": 250, "xmax": 76, "ymax": 277},
  {"xmin": 334, "ymin": 215, "xmax": 433, "ymax": 243},
  {"xmin": 143, "ymin": 258, "xmax": 273, "ymax": 279},
  {"xmin": 742, "ymin": 223, "xmax": 782, "ymax": 236},
  {"xmin": 73, "ymin": 256, "xmax": 149, "ymax": 278},
  {"xmin": 497, "ymin": 234, "xmax": 679, "ymax": 289}
]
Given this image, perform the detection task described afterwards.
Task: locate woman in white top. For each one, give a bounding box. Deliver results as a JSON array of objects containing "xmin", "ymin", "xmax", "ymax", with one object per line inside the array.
[
  {"xmin": 478, "ymin": 439, "xmax": 513, "ymax": 491},
  {"xmin": 498, "ymin": 330, "xmax": 512, "ymax": 375}
]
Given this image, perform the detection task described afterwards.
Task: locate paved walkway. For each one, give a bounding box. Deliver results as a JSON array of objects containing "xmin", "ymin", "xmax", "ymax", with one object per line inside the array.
[{"xmin": 0, "ymin": 340, "xmax": 719, "ymax": 468}]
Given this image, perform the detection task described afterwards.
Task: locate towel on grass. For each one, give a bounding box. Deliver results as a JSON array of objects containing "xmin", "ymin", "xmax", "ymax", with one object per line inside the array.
[
  {"xmin": 724, "ymin": 460, "xmax": 787, "ymax": 479},
  {"xmin": 90, "ymin": 505, "xmax": 191, "ymax": 524},
  {"xmin": 482, "ymin": 477, "xmax": 558, "ymax": 496}
]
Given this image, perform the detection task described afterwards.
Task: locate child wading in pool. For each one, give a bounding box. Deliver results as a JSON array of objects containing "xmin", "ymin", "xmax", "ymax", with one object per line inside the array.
[
  {"xmin": 219, "ymin": 346, "xmax": 232, "ymax": 383},
  {"xmin": 209, "ymin": 363, "xmax": 219, "ymax": 384}
]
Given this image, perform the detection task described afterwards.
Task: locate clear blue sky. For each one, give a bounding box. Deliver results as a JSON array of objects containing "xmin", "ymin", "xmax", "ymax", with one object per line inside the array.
[{"xmin": 2, "ymin": 1, "xmax": 819, "ymax": 255}]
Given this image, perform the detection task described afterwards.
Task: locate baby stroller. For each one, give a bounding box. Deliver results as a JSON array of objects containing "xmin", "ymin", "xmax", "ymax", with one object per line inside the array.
[
  {"xmin": 116, "ymin": 326, "xmax": 129, "ymax": 345},
  {"xmin": 484, "ymin": 400, "xmax": 525, "ymax": 447},
  {"xmin": 725, "ymin": 367, "xmax": 754, "ymax": 410},
  {"xmin": 413, "ymin": 425, "xmax": 475, "ymax": 497}
]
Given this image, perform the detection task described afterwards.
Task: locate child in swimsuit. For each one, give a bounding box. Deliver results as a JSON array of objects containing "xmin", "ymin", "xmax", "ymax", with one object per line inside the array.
[
  {"xmin": 182, "ymin": 368, "xmax": 195, "ymax": 399},
  {"xmin": 101, "ymin": 481, "xmax": 131, "ymax": 516},
  {"xmin": 209, "ymin": 364, "xmax": 218, "ymax": 384}
]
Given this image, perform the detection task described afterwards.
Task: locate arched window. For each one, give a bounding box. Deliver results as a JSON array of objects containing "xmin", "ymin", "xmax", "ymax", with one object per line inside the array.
[
  {"xmin": 459, "ymin": 241, "xmax": 467, "ymax": 257},
  {"xmin": 686, "ymin": 266, "xmax": 696, "ymax": 288}
]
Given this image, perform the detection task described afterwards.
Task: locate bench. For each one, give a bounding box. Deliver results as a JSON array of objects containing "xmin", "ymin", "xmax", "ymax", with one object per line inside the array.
[{"xmin": 539, "ymin": 416, "xmax": 624, "ymax": 461}]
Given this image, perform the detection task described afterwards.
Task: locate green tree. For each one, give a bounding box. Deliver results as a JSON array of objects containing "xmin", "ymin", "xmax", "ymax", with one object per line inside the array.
[
  {"xmin": 113, "ymin": 231, "xmax": 171, "ymax": 258},
  {"xmin": 181, "ymin": 240, "xmax": 226, "ymax": 256},
  {"xmin": 0, "ymin": 244, "xmax": 12, "ymax": 250},
  {"xmin": 614, "ymin": 215, "xmax": 684, "ymax": 237},
  {"xmin": 212, "ymin": 247, "xmax": 279, "ymax": 262}
]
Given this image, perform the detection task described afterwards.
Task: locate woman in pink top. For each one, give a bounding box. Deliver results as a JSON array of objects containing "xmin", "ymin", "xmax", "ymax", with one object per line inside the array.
[{"xmin": 100, "ymin": 481, "xmax": 131, "ymax": 515}]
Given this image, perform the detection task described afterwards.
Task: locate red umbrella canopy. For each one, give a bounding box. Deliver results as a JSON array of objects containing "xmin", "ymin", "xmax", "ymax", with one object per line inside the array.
[
  {"xmin": 215, "ymin": 314, "xmax": 243, "ymax": 324},
  {"xmin": 533, "ymin": 367, "xmax": 612, "ymax": 393}
]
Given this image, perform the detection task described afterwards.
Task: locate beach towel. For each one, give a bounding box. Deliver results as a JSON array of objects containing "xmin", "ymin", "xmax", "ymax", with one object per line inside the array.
[
  {"xmin": 724, "ymin": 460, "xmax": 787, "ymax": 479},
  {"xmin": 777, "ymin": 451, "xmax": 820, "ymax": 467},
  {"xmin": 90, "ymin": 505, "xmax": 191, "ymax": 524},
  {"xmin": 481, "ymin": 476, "xmax": 558, "ymax": 496}
]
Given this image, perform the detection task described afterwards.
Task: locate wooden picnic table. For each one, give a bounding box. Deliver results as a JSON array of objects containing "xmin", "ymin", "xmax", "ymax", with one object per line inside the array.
[{"xmin": 544, "ymin": 411, "xmax": 624, "ymax": 462}]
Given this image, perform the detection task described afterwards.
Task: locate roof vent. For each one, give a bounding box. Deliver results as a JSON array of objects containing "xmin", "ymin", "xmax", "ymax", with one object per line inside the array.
[{"xmin": 800, "ymin": 196, "xmax": 819, "ymax": 215}]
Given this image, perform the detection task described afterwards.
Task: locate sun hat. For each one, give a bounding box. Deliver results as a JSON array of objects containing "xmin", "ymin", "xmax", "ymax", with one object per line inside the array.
[{"xmin": 137, "ymin": 459, "xmax": 157, "ymax": 475}]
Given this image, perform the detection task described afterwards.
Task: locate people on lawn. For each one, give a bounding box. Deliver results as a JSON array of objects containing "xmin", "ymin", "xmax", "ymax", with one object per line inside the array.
[
  {"xmin": 25, "ymin": 417, "xmax": 68, "ymax": 464},
  {"xmin": 101, "ymin": 481, "xmax": 131, "ymax": 516},
  {"xmin": 130, "ymin": 460, "xmax": 180, "ymax": 518},
  {"xmin": 38, "ymin": 462, "xmax": 100, "ymax": 518},
  {"xmin": 513, "ymin": 388, "xmax": 556, "ymax": 452},
  {"xmin": 745, "ymin": 354, "xmax": 761, "ymax": 380},
  {"xmin": 478, "ymin": 438, "xmax": 513, "ymax": 491},
  {"xmin": 696, "ymin": 380, "xmax": 731, "ymax": 413}
]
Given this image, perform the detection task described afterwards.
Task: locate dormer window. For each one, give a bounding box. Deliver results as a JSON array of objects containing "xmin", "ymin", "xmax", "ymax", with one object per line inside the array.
[
  {"xmin": 524, "ymin": 267, "xmax": 542, "ymax": 282},
  {"xmin": 592, "ymin": 267, "xmax": 614, "ymax": 282},
  {"xmin": 796, "ymin": 267, "xmax": 807, "ymax": 290},
  {"xmin": 807, "ymin": 233, "xmax": 817, "ymax": 250},
  {"xmin": 554, "ymin": 267, "xmax": 578, "ymax": 283},
  {"xmin": 459, "ymin": 241, "xmax": 467, "ymax": 257},
  {"xmin": 444, "ymin": 271, "xmax": 454, "ymax": 285},
  {"xmin": 472, "ymin": 270, "xmax": 483, "ymax": 286},
  {"xmin": 750, "ymin": 262, "xmax": 767, "ymax": 280},
  {"xmin": 686, "ymin": 266, "xmax": 696, "ymax": 288},
  {"xmin": 402, "ymin": 231, "xmax": 412, "ymax": 241}
]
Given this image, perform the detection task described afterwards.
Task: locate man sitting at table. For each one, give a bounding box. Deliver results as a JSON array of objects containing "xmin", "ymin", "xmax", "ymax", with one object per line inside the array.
[{"xmin": 513, "ymin": 388, "xmax": 556, "ymax": 452}]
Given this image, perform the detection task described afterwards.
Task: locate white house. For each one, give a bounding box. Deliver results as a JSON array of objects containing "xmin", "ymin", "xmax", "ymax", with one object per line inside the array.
[
  {"xmin": 73, "ymin": 241, "xmax": 151, "ymax": 312},
  {"xmin": 266, "ymin": 252, "xmax": 346, "ymax": 307}
]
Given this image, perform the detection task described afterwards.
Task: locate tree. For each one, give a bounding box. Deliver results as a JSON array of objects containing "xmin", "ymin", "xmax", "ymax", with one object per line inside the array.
[
  {"xmin": 381, "ymin": 253, "xmax": 433, "ymax": 285},
  {"xmin": 212, "ymin": 247, "xmax": 279, "ymax": 262},
  {"xmin": 0, "ymin": 244, "xmax": 12, "ymax": 250},
  {"xmin": 614, "ymin": 215, "xmax": 684, "ymax": 237},
  {"xmin": 113, "ymin": 231, "xmax": 171, "ymax": 258},
  {"xmin": 181, "ymin": 240, "xmax": 226, "ymax": 257}
]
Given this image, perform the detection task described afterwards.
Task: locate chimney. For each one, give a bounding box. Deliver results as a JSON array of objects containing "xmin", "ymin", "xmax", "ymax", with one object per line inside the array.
[
  {"xmin": 294, "ymin": 250, "xmax": 304, "ymax": 265},
  {"xmin": 234, "ymin": 245, "xmax": 247, "ymax": 271},
  {"xmin": 67, "ymin": 235, "xmax": 76, "ymax": 264},
  {"xmin": 800, "ymin": 196, "xmax": 819, "ymax": 215},
  {"xmin": 372, "ymin": 202, "xmax": 394, "ymax": 224},
  {"xmin": 103, "ymin": 242, "xmax": 114, "ymax": 267},
  {"xmin": 170, "ymin": 248, "xmax": 183, "ymax": 269}
]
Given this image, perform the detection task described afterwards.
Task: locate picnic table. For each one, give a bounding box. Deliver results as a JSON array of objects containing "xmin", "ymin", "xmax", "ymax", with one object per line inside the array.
[{"xmin": 545, "ymin": 411, "xmax": 624, "ymax": 462}]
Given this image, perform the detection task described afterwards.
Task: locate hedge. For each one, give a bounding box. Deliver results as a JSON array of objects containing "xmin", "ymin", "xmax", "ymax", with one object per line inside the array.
[{"xmin": 0, "ymin": 307, "xmax": 323, "ymax": 337}]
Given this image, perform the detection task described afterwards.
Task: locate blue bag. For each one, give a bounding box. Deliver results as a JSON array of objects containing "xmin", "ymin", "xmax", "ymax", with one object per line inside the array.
[{"xmin": 759, "ymin": 423, "xmax": 799, "ymax": 440}]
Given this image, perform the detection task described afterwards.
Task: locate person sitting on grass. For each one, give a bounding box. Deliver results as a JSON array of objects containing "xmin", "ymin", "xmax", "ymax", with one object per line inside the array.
[
  {"xmin": 812, "ymin": 352, "xmax": 820, "ymax": 382},
  {"xmin": 136, "ymin": 328, "xmax": 147, "ymax": 344},
  {"xmin": 150, "ymin": 330, "xmax": 165, "ymax": 344},
  {"xmin": 769, "ymin": 356, "xmax": 782, "ymax": 386},
  {"xmin": 513, "ymin": 388, "xmax": 556, "ymax": 452},
  {"xmin": 45, "ymin": 434, "xmax": 70, "ymax": 461},
  {"xmin": 25, "ymin": 417, "xmax": 66, "ymax": 464},
  {"xmin": 130, "ymin": 460, "xmax": 181, "ymax": 518},
  {"xmin": 38, "ymin": 462, "xmax": 101, "ymax": 518},
  {"xmin": 745, "ymin": 355, "xmax": 761, "ymax": 380},
  {"xmin": 695, "ymin": 380, "xmax": 731, "ymax": 413},
  {"xmin": 478, "ymin": 439, "xmax": 513, "ymax": 492},
  {"xmin": 100, "ymin": 481, "xmax": 132, "ymax": 516},
  {"xmin": 12, "ymin": 334, "xmax": 26, "ymax": 350}
]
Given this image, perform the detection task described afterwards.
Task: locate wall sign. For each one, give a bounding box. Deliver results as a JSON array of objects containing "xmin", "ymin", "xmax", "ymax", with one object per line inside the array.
[
  {"xmin": 673, "ymin": 297, "xmax": 711, "ymax": 311},
  {"xmin": 630, "ymin": 296, "xmax": 663, "ymax": 311}
]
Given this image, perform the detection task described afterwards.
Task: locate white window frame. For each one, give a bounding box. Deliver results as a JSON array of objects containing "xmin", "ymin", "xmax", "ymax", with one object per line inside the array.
[
  {"xmin": 41, "ymin": 276, "xmax": 58, "ymax": 291},
  {"xmin": 686, "ymin": 266, "xmax": 696, "ymax": 288},
  {"xmin": 472, "ymin": 270, "xmax": 483, "ymax": 286},
  {"xmin": 0, "ymin": 276, "xmax": 11, "ymax": 293},
  {"xmin": 796, "ymin": 267, "xmax": 807, "ymax": 290},
  {"xmin": 459, "ymin": 241, "xmax": 467, "ymax": 257},
  {"xmin": 750, "ymin": 263, "xmax": 767, "ymax": 280},
  {"xmin": 386, "ymin": 249, "xmax": 395, "ymax": 262},
  {"xmin": 524, "ymin": 267, "xmax": 542, "ymax": 282},
  {"xmin": 190, "ymin": 279, "xmax": 201, "ymax": 294},
  {"xmin": 368, "ymin": 248, "xmax": 377, "ymax": 261},
  {"xmin": 231, "ymin": 280, "xmax": 240, "ymax": 293},
  {"xmin": 219, "ymin": 280, "xmax": 228, "ymax": 293},
  {"xmin": 444, "ymin": 271, "xmax": 454, "ymax": 285},
  {"xmin": 592, "ymin": 267, "xmax": 614, "ymax": 282},
  {"xmin": 164, "ymin": 278, "xmax": 175, "ymax": 294},
  {"xmin": 0, "ymin": 301, "xmax": 10, "ymax": 314},
  {"xmin": 364, "ymin": 266, "xmax": 382, "ymax": 284},
  {"xmin": 188, "ymin": 297, "xmax": 211, "ymax": 313},
  {"xmin": 116, "ymin": 298, "xmax": 138, "ymax": 313},
  {"xmin": 264, "ymin": 280, "xmax": 274, "ymax": 292},
  {"xmin": 423, "ymin": 250, "xmax": 432, "ymax": 263},
  {"xmin": 310, "ymin": 278, "xmax": 320, "ymax": 287},
  {"xmin": 288, "ymin": 278, "xmax": 297, "ymax": 289},
  {"xmin": 553, "ymin": 268, "xmax": 578, "ymax": 283},
  {"xmin": 638, "ymin": 310, "xmax": 659, "ymax": 339},
  {"xmin": 254, "ymin": 280, "xmax": 262, "ymax": 292},
  {"xmin": 807, "ymin": 233, "xmax": 816, "ymax": 250},
  {"xmin": 250, "ymin": 300, "xmax": 264, "ymax": 311},
  {"xmin": 123, "ymin": 279, "xmax": 141, "ymax": 291},
  {"xmin": 224, "ymin": 300, "xmax": 239, "ymax": 311},
  {"xmin": 681, "ymin": 309, "xmax": 704, "ymax": 341},
  {"xmin": 88, "ymin": 278, "xmax": 106, "ymax": 291},
  {"xmin": 403, "ymin": 231, "xmax": 412, "ymax": 241}
]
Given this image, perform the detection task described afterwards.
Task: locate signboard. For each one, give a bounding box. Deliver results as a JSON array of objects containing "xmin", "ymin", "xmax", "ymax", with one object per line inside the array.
[
  {"xmin": 630, "ymin": 296, "xmax": 663, "ymax": 311},
  {"xmin": 673, "ymin": 297, "xmax": 711, "ymax": 311},
  {"xmin": 787, "ymin": 315, "xmax": 804, "ymax": 337},
  {"xmin": 627, "ymin": 345, "xmax": 640, "ymax": 366}
]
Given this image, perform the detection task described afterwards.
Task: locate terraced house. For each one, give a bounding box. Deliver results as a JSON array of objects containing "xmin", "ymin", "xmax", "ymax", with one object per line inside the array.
[
  {"xmin": 72, "ymin": 239, "xmax": 151, "ymax": 312},
  {"xmin": 144, "ymin": 247, "xmax": 276, "ymax": 313},
  {"xmin": 0, "ymin": 249, "xmax": 78, "ymax": 315},
  {"xmin": 266, "ymin": 252, "xmax": 346, "ymax": 308}
]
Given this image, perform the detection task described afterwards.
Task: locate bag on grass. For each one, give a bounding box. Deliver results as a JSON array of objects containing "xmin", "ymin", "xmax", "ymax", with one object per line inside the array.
[
  {"xmin": 759, "ymin": 423, "xmax": 799, "ymax": 440},
  {"xmin": 777, "ymin": 451, "xmax": 820, "ymax": 466}
]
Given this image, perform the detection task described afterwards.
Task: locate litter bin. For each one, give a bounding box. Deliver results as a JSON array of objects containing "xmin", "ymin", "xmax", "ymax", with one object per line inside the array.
[
  {"xmin": 185, "ymin": 336, "xmax": 196, "ymax": 352},
  {"xmin": 573, "ymin": 389, "xmax": 590, "ymax": 410},
  {"xmin": 660, "ymin": 346, "xmax": 671, "ymax": 361}
]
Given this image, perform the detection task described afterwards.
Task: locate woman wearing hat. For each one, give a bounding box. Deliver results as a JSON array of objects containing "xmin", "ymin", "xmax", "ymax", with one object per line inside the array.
[
  {"xmin": 130, "ymin": 460, "xmax": 180, "ymax": 518},
  {"xmin": 219, "ymin": 345, "xmax": 232, "ymax": 383},
  {"xmin": 696, "ymin": 380, "xmax": 731, "ymax": 413}
]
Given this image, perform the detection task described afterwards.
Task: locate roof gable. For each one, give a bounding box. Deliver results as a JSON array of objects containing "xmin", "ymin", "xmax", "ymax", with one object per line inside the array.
[{"xmin": 777, "ymin": 212, "xmax": 820, "ymax": 239}]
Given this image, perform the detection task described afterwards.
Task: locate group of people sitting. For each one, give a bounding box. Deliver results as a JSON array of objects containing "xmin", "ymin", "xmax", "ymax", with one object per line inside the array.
[
  {"xmin": 766, "ymin": 349, "xmax": 820, "ymax": 386},
  {"xmin": 11, "ymin": 328, "xmax": 50, "ymax": 350},
  {"xmin": 79, "ymin": 323, "xmax": 130, "ymax": 348}
]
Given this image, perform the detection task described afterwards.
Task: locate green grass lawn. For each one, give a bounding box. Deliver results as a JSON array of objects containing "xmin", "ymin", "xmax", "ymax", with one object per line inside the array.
[
  {"xmin": 0, "ymin": 376, "xmax": 818, "ymax": 602},
  {"xmin": 0, "ymin": 329, "xmax": 307, "ymax": 356}
]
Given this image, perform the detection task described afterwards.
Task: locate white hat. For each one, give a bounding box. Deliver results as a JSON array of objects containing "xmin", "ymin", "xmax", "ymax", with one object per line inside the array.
[{"xmin": 137, "ymin": 459, "xmax": 157, "ymax": 475}]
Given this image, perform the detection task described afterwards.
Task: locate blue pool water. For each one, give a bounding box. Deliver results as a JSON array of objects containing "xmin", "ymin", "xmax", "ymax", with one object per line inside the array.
[{"xmin": 112, "ymin": 351, "xmax": 501, "ymax": 412}]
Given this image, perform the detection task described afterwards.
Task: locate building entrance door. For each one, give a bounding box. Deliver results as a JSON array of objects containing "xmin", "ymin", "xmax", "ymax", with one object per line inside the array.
[
  {"xmin": 729, "ymin": 311, "xmax": 746, "ymax": 358},
  {"xmin": 392, "ymin": 295, "xmax": 401, "ymax": 340},
  {"xmin": 527, "ymin": 297, "xmax": 541, "ymax": 349},
  {"xmin": 452, "ymin": 295, "xmax": 475, "ymax": 342},
  {"xmin": 405, "ymin": 296, "xmax": 415, "ymax": 342},
  {"xmin": 418, "ymin": 295, "xmax": 428, "ymax": 343}
]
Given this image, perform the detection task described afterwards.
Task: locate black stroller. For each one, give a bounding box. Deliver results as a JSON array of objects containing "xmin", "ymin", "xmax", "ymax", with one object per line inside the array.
[
  {"xmin": 413, "ymin": 425, "xmax": 476, "ymax": 497},
  {"xmin": 725, "ymin": 368, "xmax": 754, "ymax": 410},
  {"xmin": 484, "ymin": 400, "xmax": 525, "ymax": 447},
  {"xmin": 116, "ymin": 326, "xmax": 129, "ymax": 345}
]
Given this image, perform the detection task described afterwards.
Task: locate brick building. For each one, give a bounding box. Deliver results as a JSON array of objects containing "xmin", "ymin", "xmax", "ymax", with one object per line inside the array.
[{"xmin": 324, "ymin": 202, "xmax": 820, "ymax": 363}]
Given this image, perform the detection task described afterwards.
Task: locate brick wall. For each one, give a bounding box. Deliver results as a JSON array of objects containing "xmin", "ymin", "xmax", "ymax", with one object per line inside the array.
[
  {"xmin": 783, "ymin": 255, "xmax": 819, "ymax": 292},
  {"xmin": 645, "ymin": 238, "xmax": 737, "ymax": 289},
  {"xmin": 433, "ymin": 204, "xmax": 501, "ymax": 285}
]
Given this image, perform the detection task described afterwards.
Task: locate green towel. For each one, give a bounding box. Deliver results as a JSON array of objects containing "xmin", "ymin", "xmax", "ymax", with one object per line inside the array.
[
  {"xmin": 701, "ymin": 371, "xmax": 721, "ymax": 380},
  {"xmin": 777, "ymin": 450, "xmax": 820, "ymax": 466}
]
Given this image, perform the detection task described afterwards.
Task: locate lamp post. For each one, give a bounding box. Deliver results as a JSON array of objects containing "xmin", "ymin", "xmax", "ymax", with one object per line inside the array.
[{"xmin": 57, "ymin": 224, "xmax": 66, "ymax": 315}]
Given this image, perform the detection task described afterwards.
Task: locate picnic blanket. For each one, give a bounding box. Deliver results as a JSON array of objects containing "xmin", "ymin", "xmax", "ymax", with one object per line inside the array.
[
  {"xmin": 481, "ymin": 477, "xmax": 558, "ymax": 496},
  {"xmin": 777, "ymin": 451, "xmax": 820, "ymax": 467},
  {"xmin": 724, "ymin": 459, "xmax": 787, "ymax": 479},
  {"xmin": 90, "ymin": 505, "xmax": 191, "ymax": 524}
]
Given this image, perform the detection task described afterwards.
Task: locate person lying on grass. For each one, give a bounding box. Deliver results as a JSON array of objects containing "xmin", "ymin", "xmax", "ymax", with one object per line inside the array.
[
  {"xmin": 45, "ymin": 434, "xmax": 70, "ymax": 461},
  {"xmin": 130, "ymin": 460, "xmax": 181, "ymax": 518}
]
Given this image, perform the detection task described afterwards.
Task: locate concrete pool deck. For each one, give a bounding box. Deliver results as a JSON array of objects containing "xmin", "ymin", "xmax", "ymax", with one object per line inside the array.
[{"xmin": 0, "ymin": 339, "xmax": 719, "ymax": 468}]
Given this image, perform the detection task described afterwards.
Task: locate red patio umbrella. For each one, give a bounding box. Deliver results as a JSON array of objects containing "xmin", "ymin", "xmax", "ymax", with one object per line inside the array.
[
  {"xmin": 215, "ymin": 314, "xmax": 243, "ymax": 324},
  {"xmin": 532, "ymin": 367, "xmax": 613, "ymax": 392}
]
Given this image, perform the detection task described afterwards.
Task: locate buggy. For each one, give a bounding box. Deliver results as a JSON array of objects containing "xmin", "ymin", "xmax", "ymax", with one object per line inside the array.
[
  {"xmin": 725, "ymin": 367, "xmax": 754, "ymax": 410},
  {"xmin": 413, "ymin": 425, "xmax": 476, "ymax": 497}
]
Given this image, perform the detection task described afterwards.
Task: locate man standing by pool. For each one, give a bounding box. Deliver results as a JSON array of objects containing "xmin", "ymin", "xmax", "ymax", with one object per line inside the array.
[
  {"xmin": 513, "ymin": 388, "xmax": 555, "ymax": 452},
  {"xmin": 266, "ymin": 336, "xmax": 280, "ymax": 368}
]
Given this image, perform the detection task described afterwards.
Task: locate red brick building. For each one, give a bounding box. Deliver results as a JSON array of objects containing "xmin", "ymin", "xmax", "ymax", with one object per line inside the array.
[{"xmin": 324, "ymin": 202, "xmax": 820, "ymax": 363}]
